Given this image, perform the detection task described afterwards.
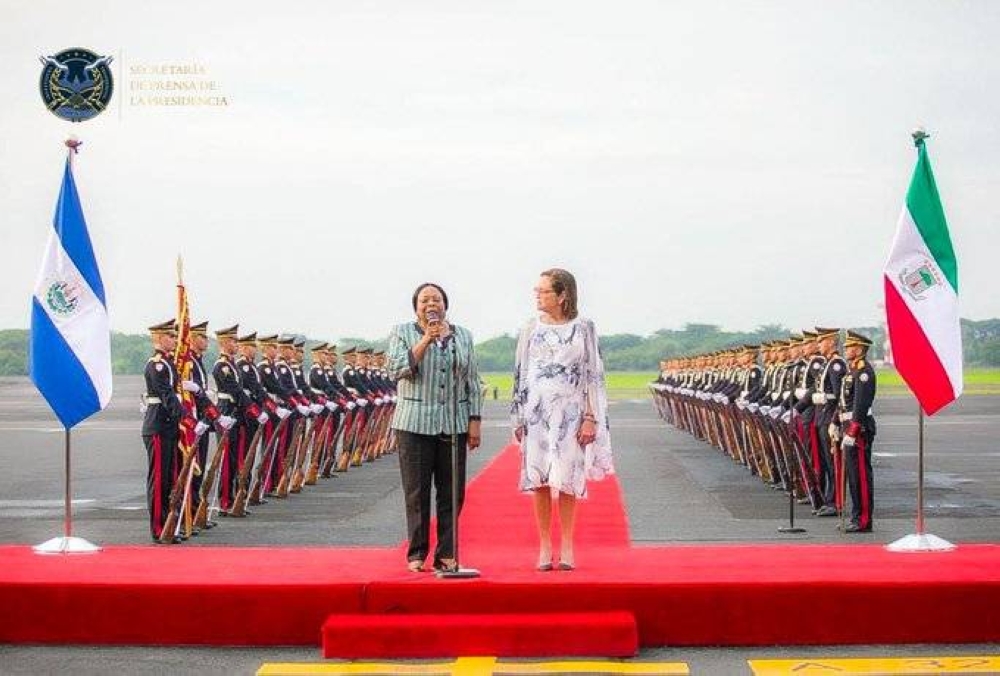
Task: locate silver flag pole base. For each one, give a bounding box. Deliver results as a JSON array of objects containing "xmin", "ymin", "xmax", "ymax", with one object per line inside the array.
[
  {"xmin": 436, "ymin": 566, "xmax": 481, "ymax": 579},
  {"xmin": 886, "ymin": 533, "xmax": 955, "ymax": 553},
  {"xmin": 33, "ymin": 536, "xmax": 102, "ymax": 554}
]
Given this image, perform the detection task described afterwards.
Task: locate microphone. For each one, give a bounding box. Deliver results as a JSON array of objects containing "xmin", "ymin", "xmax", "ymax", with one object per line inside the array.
[{"xmin": 427, "ymin": 310, "xmax": 441, "ymax": 325}]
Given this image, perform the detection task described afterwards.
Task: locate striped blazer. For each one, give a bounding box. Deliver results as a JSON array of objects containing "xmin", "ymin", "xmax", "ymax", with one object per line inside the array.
[{"xmin": 387, "ymin": 321, "xmax": 483, "ymax": 435}]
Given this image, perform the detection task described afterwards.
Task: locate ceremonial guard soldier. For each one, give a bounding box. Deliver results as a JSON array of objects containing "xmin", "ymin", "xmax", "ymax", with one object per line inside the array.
[
  {"xmin": 212, "ymin": 325, "xmax": 260, "ymax": 513},
  {"xmin": 184, "ymin": 321, "xmax": 228, "ymax": 521},
  {"xmin": 794, "ymin": 330, "xmax": 835, "ymax": 516},
  {"xmin": 812, "ymin": 327, "xmax": 847, "ymax": 516},
  {"xmin": 141, "ymin": 320, "xmax": 188, "ymax": 543},
  {"xmin": 836, "ymin": 330, "xmax": 877, "ymax": 533},
  {"xmin": 235, "ymin": 332, "xmax": 274, "ymax": 509},
  {"xmin": 257, "ymin": 335, "xmax": 297, "ymax": 494},
  {"xmin": 324, "ymin": 345, "xmax": 358, "ymax": 473}
]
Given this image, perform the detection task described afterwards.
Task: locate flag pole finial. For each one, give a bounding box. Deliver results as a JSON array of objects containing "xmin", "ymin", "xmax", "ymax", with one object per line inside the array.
[
  {"xmin": 64, "ymin": 136, "xmax": 82, "ymax": 153},
  {"xmin": 912, "ymin": 127, "xmax": 930, "ymax": 147},
  {"xmin": 176, "ymin": 254, "xmax": 184, "ymax": 286}
]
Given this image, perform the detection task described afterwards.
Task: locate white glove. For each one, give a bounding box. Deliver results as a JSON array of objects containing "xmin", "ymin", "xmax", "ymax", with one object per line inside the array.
[
  {"xmin": 842, "ymin": 434, "xmax": 856, "ymax": 449},
  {"xmin": 218, "ymin": 415, "xmax": 236, "ymax": 431},
  {"xmin": 719, "ymin": 395, "xmax": 729, "ymax": 405},
  {"xmin": 768, "ymin": 407, "xmax": 781, "ymax": 420},
  {"xmin": 794, "ymin": 388, "xmax": 806, "ymax": 399},
  {"xmin": 194, "ymin": 420, "xmax": 210, "ymax": 437},
  {"xmin": 748, "ymin": 403, "xmax": 759, "ymax": 414},
  {"xmin": 390, "ymin": 395, "xmax": 397, "ymax": 403},
  {"xmin": 780, "ymin": 410, "xmax": 792, "ymax": 424},
  {"xmin": 375, "ymin": 397, "xmax": 384, "ymax": 406},
  {"xmin": 357, "ymin": 399, "xmax": 368, "ymax": 408},
  {"xmin": 812, "ymin": 392, "xmax": 826, "ymax": 406},
  {"xmin": 296, "ymin": 404, "xmax": 310, "ymax": 416},
  {"xmin": 828, "ymin": 423, "xmax": 841, "ymax": 442},
  {"xmin": 759, "ymin": 405, "xmax": 771, "ymax": 416},
  {"xmin": 346, "ymin": 401, "xmax": 357, "ymax": 411},
  {"xmin": 310, "ymin": 403, "xmax": 323, "ymax": 415},
  {"xmin": 736, "ymin": 399, "xmax": 747, "ymax": 411},
  {"xmin": 276, "ymin": 407, "xmax": 291, "ymax": 420},
  {"xmin": 325, "ymin": 401, "xmax": 338, "ymax": 412},
  {"xmin": 257, "ymin": 412, "xmax": 269, "ymax": 424},
  {"xmin": 182, "ymin": 380, "xmax": 201, "ymax": 394}
]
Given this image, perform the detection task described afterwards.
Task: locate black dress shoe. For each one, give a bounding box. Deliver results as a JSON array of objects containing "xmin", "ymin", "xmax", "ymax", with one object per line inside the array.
[
  {"xmin": 204, "ymin": 521, "xmax": 217, "ymax": 529},
  {"xmin": 845, "ymin": 523, "xmax": 872, "ymax": 533},
  {"xmin": 815, "ymin": 505, "xmax": 838, "ymax": 517}
]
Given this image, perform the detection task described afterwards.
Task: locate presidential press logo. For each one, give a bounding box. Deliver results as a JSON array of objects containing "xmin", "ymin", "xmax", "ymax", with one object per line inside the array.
[
  {"xmin": 44, "ymin": 280, "xmax": 81, "ymax": 317},
  {"xmin": 39, "ymin": 48, "xmax": 114, "ymax": 122}
]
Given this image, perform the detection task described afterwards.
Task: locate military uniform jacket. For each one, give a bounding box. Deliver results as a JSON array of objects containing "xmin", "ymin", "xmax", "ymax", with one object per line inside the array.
[
  {"xmin": 320, "ymin": 368, "xmax": 349, "ymax": 402},
  {"xmin": 819, "ymin": 354, "xmax": 847, "ymax": 414},
  {"xmin": 214, "ymin": 353, "xmax": 256, "ymax": 417},
  {"xmin": 237, "ymin": 356, "xmax": 272, "ymax": 413},
  {"xmin": 142, "ymin": 350, "xmax": 185, "ymax": 436},
  {"xmin": 342, "ymin": 365, "xmax": 372, "ymax": 399},
  {"xmin": 259, "ymin": 358, "xmax": 297, "ymax": 406},
  {"xmin": 190, "ymin": 354, "xmax": 219, "ymax": 423},
  {"xmin": 840, "ymin": 358, "xmax": 877, "ymax": 437}
]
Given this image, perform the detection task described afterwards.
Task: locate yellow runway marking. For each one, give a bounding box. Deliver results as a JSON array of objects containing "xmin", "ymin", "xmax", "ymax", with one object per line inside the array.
[
  {"xmin": 749, "ymin": 656, "xmax": 1000, "ymax": 674},
  {"xmin": 258, "ymin": 657, "xmax": 688, "ymax": 675}
]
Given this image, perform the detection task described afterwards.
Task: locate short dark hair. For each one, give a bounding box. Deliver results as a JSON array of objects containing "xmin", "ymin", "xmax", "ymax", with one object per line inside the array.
[{"xmin": 411, "ymin": 282, "xmax": 449, "ymax": 311}]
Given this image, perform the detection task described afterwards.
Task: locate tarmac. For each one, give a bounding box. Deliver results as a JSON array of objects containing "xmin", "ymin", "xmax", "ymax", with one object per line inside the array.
[{"xmin": 1, "ymin": 375, "xmax": 998, "ymax": 674}]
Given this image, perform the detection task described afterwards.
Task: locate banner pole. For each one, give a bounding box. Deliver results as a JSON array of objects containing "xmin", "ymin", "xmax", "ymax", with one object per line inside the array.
[
  {"xmin": 34, "ymin": 427, "xmax": 101, "ymax": 554},
  {"xmin": 916, "ymin": 406, "xmax": 925, "ymax": 536},
  {"xmin": 886, "ymin": 400, "xmax": 953, "ymax": 552}
]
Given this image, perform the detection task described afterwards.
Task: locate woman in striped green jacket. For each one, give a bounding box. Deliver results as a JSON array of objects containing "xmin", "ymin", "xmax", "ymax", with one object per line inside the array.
[{"xmin": 387, "ymin": 282, "xmax": 483, "ymax": 573}]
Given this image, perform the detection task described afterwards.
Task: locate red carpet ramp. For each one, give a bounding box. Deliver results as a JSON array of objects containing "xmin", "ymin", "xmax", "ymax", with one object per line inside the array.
[{"xmin": 321, "ymin": 611, "xmax": 638, "ymax": 658}]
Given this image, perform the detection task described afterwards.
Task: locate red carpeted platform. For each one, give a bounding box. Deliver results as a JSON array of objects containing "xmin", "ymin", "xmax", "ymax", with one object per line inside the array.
[
  {"xmin": 2, "ymin": 443, "xmax": 1000, "ymax": 651},
  {"xmin": 321, "ymin": 611, "xmax": 638, "ymax": 658}
]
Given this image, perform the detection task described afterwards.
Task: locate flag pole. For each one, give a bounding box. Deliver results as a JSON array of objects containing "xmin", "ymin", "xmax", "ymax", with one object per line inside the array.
[
  {"xmin": 34, "ymin": 137, "xmax": 102, "ymax": 555},
  {"xmin": 34, "ymin": 427, "xmax": 101, "ymax": 554},
  {"xmin": 885, "ymin": 127, "xmax": 956, "ymax": 553},
  {"xmin": 887, "ymin": 403, "xmax": 953, "ymax": 552}
]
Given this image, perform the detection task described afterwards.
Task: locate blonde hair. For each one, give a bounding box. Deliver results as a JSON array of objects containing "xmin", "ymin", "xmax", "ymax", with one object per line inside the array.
[{"xmin": 541, "ymin": 268, "xmax": 578, "ymax": 320}]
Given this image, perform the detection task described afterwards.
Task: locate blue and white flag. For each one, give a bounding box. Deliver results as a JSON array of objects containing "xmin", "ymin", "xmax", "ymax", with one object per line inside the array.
[{"xmin": 30, "ymin": 151, "xmax": 112, "ymax": 428}]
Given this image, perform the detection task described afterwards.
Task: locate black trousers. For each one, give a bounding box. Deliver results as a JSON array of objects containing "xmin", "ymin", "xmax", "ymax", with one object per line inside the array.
[
  {"xmin": 814, "ymin": 407, "xmax": 838, "ymax": 508},
  {"xmin": 396, "ymin": 430, "xmax": 467, "ymax": 565},
  {"xmin": 845, "ymin": 431, "xmax": 875, "ymax": 529},
  {"xmin": 143, "ymin": 429, "xmax": 177, "ymax": 540}
]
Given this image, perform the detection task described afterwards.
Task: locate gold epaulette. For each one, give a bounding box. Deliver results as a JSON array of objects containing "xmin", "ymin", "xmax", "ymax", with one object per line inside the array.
[{"xmin": 855, "ymin": 358, "xmax": 867, "ymax": 370}]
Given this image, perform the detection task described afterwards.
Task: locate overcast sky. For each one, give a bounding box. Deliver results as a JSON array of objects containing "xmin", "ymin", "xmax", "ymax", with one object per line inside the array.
[{"xmin": 2, "ymin": 1, "xmax": 998, "ymax": 344}]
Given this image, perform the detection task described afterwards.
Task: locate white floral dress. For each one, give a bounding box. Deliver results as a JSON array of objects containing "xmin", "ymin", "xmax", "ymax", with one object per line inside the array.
[{"xmin": 512, "ymin": 316, "xmax": 613, "ymax": 498}]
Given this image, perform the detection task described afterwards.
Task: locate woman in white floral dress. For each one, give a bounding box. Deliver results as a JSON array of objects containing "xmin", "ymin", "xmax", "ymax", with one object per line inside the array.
[{"xmin": 512, "ymin": 268, "xmax": 613, "ymax": 571}]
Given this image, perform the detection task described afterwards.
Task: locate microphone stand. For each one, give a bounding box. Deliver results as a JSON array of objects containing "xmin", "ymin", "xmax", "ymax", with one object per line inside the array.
[{"xmin": 437, "ymin": 332, "xmax": 480, "ymax": 579}]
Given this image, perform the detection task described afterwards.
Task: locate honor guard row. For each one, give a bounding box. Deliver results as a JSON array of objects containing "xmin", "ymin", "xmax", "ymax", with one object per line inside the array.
[
  {"xmin": 141, "ymin": 320, "xmax": 398, "ymax": 544},
  {"xmin": 649, "ymin": 328, "xmax": 876, "ymax": 534}
]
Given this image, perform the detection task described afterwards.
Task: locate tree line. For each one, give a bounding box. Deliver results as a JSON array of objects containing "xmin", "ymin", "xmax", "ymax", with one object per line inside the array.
[{"xmin": 3, "ymin": 319, "xmax": 999, "ymax": 376}]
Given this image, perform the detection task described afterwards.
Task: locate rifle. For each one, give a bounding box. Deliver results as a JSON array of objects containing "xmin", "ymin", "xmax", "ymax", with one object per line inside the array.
[
  {"xmin": 275, "ymin": 416, "xmax": 306, "ymax": 497},
  {"xmin": 290, "ymin": 416, "xmax": 318, "ymax": 492},
  {"xmin": 194, "ymin": 428, "xmax": 230, "ymax": 529},
  {"xmin": 160, "ymin": 422, "xmax": 209, "ymax": 544},
  {"xmin": 249, "ymin": 415, "xmax": 290, "ymax": 505},
  {"xmin": 321, "ymin": 413, "xmax": 346, "ymax": 476},
  {"xmin": 335, "ymin": 407, "xmax": 356, "ymax": 472},
  {"xmin": 230, "ymin": 422, "xmax": 265, "ymax": 517},
  {"xmin": 306, "ymin": 413, "xmax": 334, "ymax": 484}
]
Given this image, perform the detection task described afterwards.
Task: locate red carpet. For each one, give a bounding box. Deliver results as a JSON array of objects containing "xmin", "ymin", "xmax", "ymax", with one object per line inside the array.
[
  {"xmin": 322, "ymin": 611, "xmax": 638, "ymax": 659},
  {"xmin": 2, "ymin": 442, "xmax": 1000, "ymax": 651}
]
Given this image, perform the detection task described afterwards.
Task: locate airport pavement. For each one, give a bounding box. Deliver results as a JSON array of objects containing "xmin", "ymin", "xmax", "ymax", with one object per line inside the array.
[{"xmin": 1, "ymin": 376, "xmax": 998, "ymax": 673}]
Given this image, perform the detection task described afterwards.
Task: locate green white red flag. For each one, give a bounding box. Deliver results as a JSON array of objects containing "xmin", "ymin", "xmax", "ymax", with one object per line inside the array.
[{"xmin": 883, "ymin": 134, "xmax": 962, "ymax": 415}]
